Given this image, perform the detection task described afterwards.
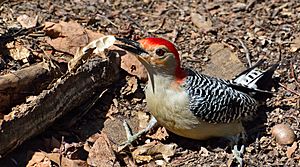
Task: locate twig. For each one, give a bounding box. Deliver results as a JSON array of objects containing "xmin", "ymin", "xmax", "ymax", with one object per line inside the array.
[
  {"xmin": 147, "ymin": 0, "xmax": 155, "ymax": 9},
  {"xmin": 98, "ymin": 15, "xmax": 119, "ymax": 28},
  {"xmin": 0, "ymin": 0, "xmax": 7, "ymax": 6},
  {"xmin": 11, "ymin": 24, "xmax": 45, "ymax": 37},
  {"xmin": 279, "ymin": 83, "xmax": 300, "ymax": 96},
  {"xmin": 235, "ymin": 37, "xmax": 252, "ymax": 67},
  {"xmin": 59, "ymin": 136, "xmax": 65, "ymax": 167},
  {"xmin": 148, "ymin": 17, "xmax": 165, "ymax": 33},
  {"xmin": 246, "ymin": 0, "xmax": 257, "ymax": 11},
  {"xmin": 290, "ymin": 62, "xmax": 300, "ymax": 88}
]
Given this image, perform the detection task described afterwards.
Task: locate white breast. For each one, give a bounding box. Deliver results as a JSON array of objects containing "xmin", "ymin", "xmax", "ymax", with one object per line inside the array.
[{"xmin": 144, "ymin": 74, "xmax": 245, "ymax": 140}]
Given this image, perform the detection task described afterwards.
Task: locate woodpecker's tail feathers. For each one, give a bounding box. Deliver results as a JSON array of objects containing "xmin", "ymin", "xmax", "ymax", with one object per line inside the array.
[
  {"xmin": 230, "ymin": 59, "xmax": 279, "ymax": 101},
  {"xmin": 233, "ymin": 59, "xmax": 279, "ymax": 91}
]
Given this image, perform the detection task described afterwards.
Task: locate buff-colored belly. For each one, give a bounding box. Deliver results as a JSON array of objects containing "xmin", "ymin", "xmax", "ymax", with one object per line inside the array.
[
  {"xmin": 145, "ymin": 86, "xmax": 244, "ymax": 140},
  {"xmin": 157, "ymin": 116, "xmax": 244, "ymax": 140}
]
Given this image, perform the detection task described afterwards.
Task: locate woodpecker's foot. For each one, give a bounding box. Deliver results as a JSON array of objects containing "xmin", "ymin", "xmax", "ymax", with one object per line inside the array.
[
  {"xmin": 118, "ymin": 116, "xmax": 157, "ymax": 151},
  {"xmin": 232, "ymin": 145, "xmax": 244, "ymax": 167},
  {"xmin": 225, "ymin": 132, "xmax": 246, "ymax": 166}
]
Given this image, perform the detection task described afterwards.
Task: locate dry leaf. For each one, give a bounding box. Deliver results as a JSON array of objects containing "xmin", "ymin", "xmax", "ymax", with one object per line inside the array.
[
  {"xmin": 68, "ymin": 35, "xmax": 116, "ymax": 72},
  {"xmin": 286, "ymin": 142, "xmax": 298, "ymax": 158},
  {"xmin": 6, "ymin": 41, "xmax": 30, "ymax": 61},
  {"xmin": 202, "ymin": 43, "xmax": 246, "ymax": 80},
  {"xmin": 84, "ymin": 133, "xmax": 102, "ymax": 152},
  {"xmin": 137, "ymin": 111, "xmax": 150, "ymax": 130},
  {"xmin": 44, "ymin": 21, "xmax": 103, "ymax": 55},
  {"xmin": 68, "ymin": 47, "xmax": 95, "ymax": 72},
  {"xmin": 133, "ymin": 155, "xmax": 153, "ymax": 163},
  {"xmin": 82, "ymin": 35, "xmax": 116, "ymax": 55},
  {"xmin": 132, "ymin": 141, "xmax": 177, "ymax": 163},
  {"xmin": 120, "ymin": 76, "xmax": 138, "ymax": 95},
  {"xmin": 191, "ymin": 13, "xmax": 213, "ymax": 32},
  {"xmin": 26, "ymin": 152, "xmax": 51, "ymax": 167},
  {"xmin": 87, "ymin": 132, "xmax": 119, "ymax": 167},
  {"xmin": 121, "ymin": 54, "xmax": 148, "ymax": 81},
  {"xmin": 290, "ymin": 35, "xmax": 300, "ymax": 52},
  {"xmin": 200, "ymin": 147, "xmax": 209, "ymax": 157},
  {"xmin": 46, "ymin": 152, "xmax": 87, "ymax": 167},
  {"xmin": 147, "ymin": 127, "xmax": 169, "ymax": 141},
  {"xmin": 106, "ymin": 104, "xmax": 119, "ymax": 120},
  {"xmin": 17, "ymin": 14, "xmax": 38, "ymax": 28},
  {"xmin": 155, "ymin": 159, "xmax": 167, "ymax": 166}
]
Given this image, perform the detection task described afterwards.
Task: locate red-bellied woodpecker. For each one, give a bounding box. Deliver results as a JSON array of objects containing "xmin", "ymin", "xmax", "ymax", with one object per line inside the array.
[{"xmin": 115, "ymin": 37, "xmax": 278, "ymax": 160}]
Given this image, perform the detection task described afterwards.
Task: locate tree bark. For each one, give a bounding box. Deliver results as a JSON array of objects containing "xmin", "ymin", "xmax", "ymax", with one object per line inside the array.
[
  {"xmin": 0, "ymin": 56, "xmax": 119, "ymax": 156},
  {"xmin": 0, "ymin": 62, "xmax": 56, "ymax": 114}
]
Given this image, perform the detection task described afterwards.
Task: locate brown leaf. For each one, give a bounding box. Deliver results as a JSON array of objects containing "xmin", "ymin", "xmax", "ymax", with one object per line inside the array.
[
  {"xmin": 17, "ymin": 14, "xmax": 38, "ymax": 28},
  {"xmin": 132, "ymin": 141, "xmax": 177, "ymax": 163},
  {"xmin": 286, "ymin": 142, "xmax": 298, "ymax": 158},
  {"xmin": 121, "ymin": 54, "xmax": 148, "ymax": 81},
  {"xmin": 106, "ymin": 103, "xmax": 119, "ymax": 120},
  {"xmin": 47, "ymin": 152, "xmax": 87, "ymax": 167},
  {"xmin": 87, "ymin": 132, "xmax": 120, "ymax": 167},
  {"xmin": 27, "ymin": 152, "xmax": 51, "ymax": 167},
  {"xmin": 44, "ymin": 21, "xmax": 104, "ymax": 55},
  {"xmin": 290, "ymin": 34, "xmax": 300, "ymax": 52},
  {"xmin": 191, "ymin": 13, "xmax": 213, "ymax": 32},
  {"xmin": 137, "ymin": 111, "xmax": 150, "ymax": 130},
  {"xmin": 202, "ymin": 43, "xmax": 246, "ymax": 80},
  {"xmin": 68, "ymin": 47, "xmax": 95, "ymax": 72},
  {"xmin": 120, "ymin": 76, "xmax": 138, "ymax": 95},
  {"xmin": 84, "ymin": 133, "xmax": 102, "ymax": 152},
  {"xmin": 6, "ymin": 41, "xmax": 30, "ymax": 61},
  {"xmin": 147, "ymin": 127, "xmax": 169, "ymax": 141}
]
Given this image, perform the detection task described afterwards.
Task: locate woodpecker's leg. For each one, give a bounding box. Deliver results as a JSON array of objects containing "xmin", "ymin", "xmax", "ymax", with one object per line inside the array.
[
  {"xmin": 232, "ymin": 145, "xmax": 244, "ymax": 166},
  {"xmin": 226, "ymin": 132, "xmax": 247, "ymax": 167},
  {"xmin": 118, "ymin": 116, "xmax": 157, "ymax": 151}
]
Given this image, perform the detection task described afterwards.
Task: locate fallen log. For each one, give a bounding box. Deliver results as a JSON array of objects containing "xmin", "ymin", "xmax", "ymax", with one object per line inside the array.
[
  {"xmin": 0, "ymin": 62, "xmax": 57, "ymax": 114},
  {"xmin": 0, "ymin": 56, "xmax": 119, "ymax": 156}
]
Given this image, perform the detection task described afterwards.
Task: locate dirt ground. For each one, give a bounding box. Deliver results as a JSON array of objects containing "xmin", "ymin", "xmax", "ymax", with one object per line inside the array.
[{"xmin": 0, "ymin": 0, "xmax": 299, "ymax": 166}]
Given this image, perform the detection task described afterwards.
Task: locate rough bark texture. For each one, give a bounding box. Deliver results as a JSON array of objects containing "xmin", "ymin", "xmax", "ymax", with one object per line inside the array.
[
  {"xmin": 0, "ymin": 62, "xmax": 56, "ymax": 113},
  {"xmin": 0, "ymin": 56, "xmax": 119, "ymax": 156}
]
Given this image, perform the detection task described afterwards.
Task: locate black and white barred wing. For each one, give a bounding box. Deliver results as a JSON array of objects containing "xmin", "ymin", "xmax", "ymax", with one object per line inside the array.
[{"xmin": 184, "ymin": 71, "xmax": 258, "ymax": 124}]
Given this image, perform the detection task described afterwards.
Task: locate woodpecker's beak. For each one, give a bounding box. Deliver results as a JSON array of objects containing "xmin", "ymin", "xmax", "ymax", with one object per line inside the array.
[
  {"xmin": 114, "ymin": 37, "xmax": 156, "ymax": 94},
  {"xmin": 114, "ymin": 37, "xmax": 148, "ymax": 56}
]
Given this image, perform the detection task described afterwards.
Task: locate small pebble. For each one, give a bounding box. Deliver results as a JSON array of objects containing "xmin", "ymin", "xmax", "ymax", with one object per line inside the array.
[{"xmin": 271, "ymin": 123, "xmax": 296, "ymax": 145}]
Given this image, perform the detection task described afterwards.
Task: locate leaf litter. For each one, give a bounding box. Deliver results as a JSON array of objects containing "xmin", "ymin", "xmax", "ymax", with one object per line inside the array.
[{"xmin": 0, "ymin": 0, "xmax": 300, "ymax": 166}]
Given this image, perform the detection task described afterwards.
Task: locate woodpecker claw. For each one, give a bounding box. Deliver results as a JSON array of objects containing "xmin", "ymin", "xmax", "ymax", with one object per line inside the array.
[
  {"xmin": 225, "ymin": 132, "xmax": 246, "ymax": 167},
  {"xmin": 118, "ymin": 120, "xmax": 145, "ymax": 151},
  {"xmin": 232, "ymin": 145, "xmax": 244, "ymax": 167},
  {"xmin": 118, "ymin": 116, "xmax": 158, "ymax": 151}
]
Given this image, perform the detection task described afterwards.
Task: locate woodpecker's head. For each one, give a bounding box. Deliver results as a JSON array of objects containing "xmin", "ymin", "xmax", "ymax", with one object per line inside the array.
[{"xmin": 115, "ymin": 37, "xmax": 186, "ymax": 81}]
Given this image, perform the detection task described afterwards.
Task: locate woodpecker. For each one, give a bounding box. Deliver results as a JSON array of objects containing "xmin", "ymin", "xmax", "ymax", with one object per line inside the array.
[{"xmin": 115, "ymin": 37, "xmax": 278, "ymax": 141}]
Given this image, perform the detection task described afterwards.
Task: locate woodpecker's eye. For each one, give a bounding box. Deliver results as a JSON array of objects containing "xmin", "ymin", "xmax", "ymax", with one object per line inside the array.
[{"xmin": 155, "ymin": 48, "xmax": 166, "ymax": 57}]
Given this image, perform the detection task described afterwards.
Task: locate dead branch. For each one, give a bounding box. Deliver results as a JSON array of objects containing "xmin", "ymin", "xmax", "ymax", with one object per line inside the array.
[
  {"xmin": 0, "ymin": 62, "xmax": 57, "ymax": 113},
  {"xmin": 235, "ymin": 37, "xmax": 252, "ymax": 68},
  {"xmin": 0, "ymin": 56, "xmax": 119, "ymax": 156},
  {"xmin": 279, "ymin": 83, "xmax": 300, "ymax": 97}
]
